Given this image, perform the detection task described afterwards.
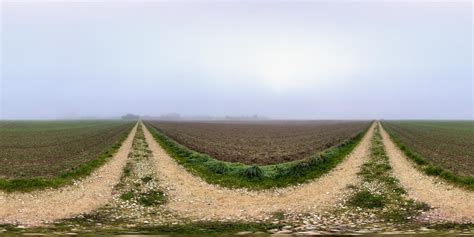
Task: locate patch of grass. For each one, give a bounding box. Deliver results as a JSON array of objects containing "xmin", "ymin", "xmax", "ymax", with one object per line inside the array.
[
  {"xmin": 141, "ymin": 176, "xmax": 153, "ymax": 183},
  {"xmin": 241, "ymin": 165, "xmax": 264, "ymax": 179},
  {"xmin": 122, "ymin": 163, "xmax": 132, "ymax": 178},
  {"xmin": 119, "ymin": 191, "xmax": 134, "ymax": 201},
  {"xmin": 54, "ymin": 220, "xmax": 280, "ymax": 235},
  {"xmin": 136, "ymin": 221, "xmax": 281, "ymax": 235},
  {"xmin": 207, "ymin": 161, "xmax": 230, "ymax": 174},
  {"xmin": 144, "ymin": 122, "xmax": 371, "ymax": 190},
  {"xmin": 271, "ymin": 211, "xmax": 285, "ymax": 220},
  {"xmin": 137, "ymin": 190, "xmax": 165, "ymax": 206},
  {"xmin": 348, "ymin": 190, "xmax": 385, "ymax": 209}
]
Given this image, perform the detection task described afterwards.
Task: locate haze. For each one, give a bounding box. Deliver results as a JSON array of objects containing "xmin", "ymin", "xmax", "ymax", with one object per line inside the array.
[{"xmin": 1, "ymin": 0, "xmax": 472, "ymax": 120}]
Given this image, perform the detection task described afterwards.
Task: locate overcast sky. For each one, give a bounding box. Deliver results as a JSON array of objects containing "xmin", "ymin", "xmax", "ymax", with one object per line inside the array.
[{"xmin": 1, "ymin": 0, "xmax": 472, "ymax": 120}]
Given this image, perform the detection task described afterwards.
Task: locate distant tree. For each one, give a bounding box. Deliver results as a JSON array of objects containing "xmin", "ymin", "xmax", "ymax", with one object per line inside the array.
[{"xmin": 121, "ymin": 114, "xmax": 140, "ymax": 120}]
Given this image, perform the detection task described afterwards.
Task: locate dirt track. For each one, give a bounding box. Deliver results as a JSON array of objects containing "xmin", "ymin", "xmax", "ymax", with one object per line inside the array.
[
  {"xmin": 3, "ymin": 121, "xmax": 470, "ymax": 226},
  {"xmin": 379, "ymin": 124, "xmax": 474, "ymax": 223},
  {"xmin": 142, "ymin": 122, "xmax": 375, "ymax": 220},
  {"xmin": 0, "ymin": 124, "xmax": 137, "ymax": 226}
]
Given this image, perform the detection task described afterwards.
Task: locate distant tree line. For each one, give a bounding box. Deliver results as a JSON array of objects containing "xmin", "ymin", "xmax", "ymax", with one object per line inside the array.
[{"xmin": 121, "ymin": 114, "xmax": 140, "ymax": 120}]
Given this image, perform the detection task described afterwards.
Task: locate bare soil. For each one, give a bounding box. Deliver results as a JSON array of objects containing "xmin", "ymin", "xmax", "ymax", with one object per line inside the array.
[
  {"xmin": 148, "ymin": 120, "xmax": 369, "ymax": 165},
  {"xmin": 381, "ymin": 121, "xmax": 474, "ymax": 176}
]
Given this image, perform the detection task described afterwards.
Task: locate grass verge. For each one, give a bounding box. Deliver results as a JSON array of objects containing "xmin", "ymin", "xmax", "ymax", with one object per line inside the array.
[
  {"xmin": 35, "ymin": 220, "xmax": 280, "ymax": 235},
  {"xmin": 381, "ymin": 123, "xmax": 474, "ymax": 191},
  {"xmin": 144, "ymin": 122, "xmax": 371, "ymax": 190},
  {"xmin": 0, "ymin": 123, "xmax": 136, "ymax": 192},
  {"xmin": 133, "ymin": 221, "xmax": 279, "ymax": 234}
]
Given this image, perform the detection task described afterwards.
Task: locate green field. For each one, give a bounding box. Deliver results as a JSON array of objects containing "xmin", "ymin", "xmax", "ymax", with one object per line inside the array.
[
  {"xmin": 381, "ymin": 121, "xmax": 473, "ymax": 177},
  {"xmin": 0, "ymin": 121, "xmax": 135, "ymax": 180}
]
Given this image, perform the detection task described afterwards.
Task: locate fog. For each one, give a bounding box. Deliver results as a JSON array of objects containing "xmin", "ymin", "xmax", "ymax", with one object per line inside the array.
[{"xmin": 1, "ymin": 1, "xmax": 472, "ymax": 120}]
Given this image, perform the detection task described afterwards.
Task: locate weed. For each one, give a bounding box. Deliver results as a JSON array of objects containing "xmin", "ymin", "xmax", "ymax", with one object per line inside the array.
[
  {"xmin": 137, "ymin": 190, "xmax": 165, "ymax": 206},
  {"xmin": 141, "ymin": 176, "xmax": 153, "ymax": 183},
  {"xmin": 348, "ymin": 190, "xmax": 385, "ymax": 209},
  {"xmin": 241, "ymin": 166, "xmax": 264, "ymax": 179},
  {"xmin": 271, "ymin": 211, "xmax": 285, "ymax": 220},
  {"xmin": 122, "ymin": 163, "xmax": 132, "ymax": 178},
  {"xmin": 207, "ymin": 162, "xmax": 230, "ymax": 174},
  {"xmin": 120, "ymin": 191, "xmax": 134, "ymax": 201}
]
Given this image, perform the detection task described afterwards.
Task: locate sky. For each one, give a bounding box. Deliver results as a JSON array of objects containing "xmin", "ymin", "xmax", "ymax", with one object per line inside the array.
[{"xmin": 1, "ymin": 0, "xmax": 472, "ymax": 120}]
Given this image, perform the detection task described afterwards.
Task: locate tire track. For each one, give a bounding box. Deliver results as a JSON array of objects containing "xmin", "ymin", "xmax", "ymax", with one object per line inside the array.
[
  {"xmin": 143, "ymin": 122, "xmax": 375, "ymax": 220},
  {"xmin": 0, "ymin": 123, "xmax": 138, "ymax": 226},
  {"xmin": 379, "ymin": 123, "xmax": 474, "ymax": 223}
]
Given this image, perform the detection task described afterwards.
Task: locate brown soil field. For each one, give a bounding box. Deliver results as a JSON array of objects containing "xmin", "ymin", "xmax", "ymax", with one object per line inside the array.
[
  {"xmin": 147, "ymin": 120, "xmax": 370, "ymax": 165},
  {"xmin": 381, "ymin": 121, "xmax": 474, "ymax": 177},
  {"xmin": 0, "ymin": 121, "xmax": 135, "ymax": 179}
]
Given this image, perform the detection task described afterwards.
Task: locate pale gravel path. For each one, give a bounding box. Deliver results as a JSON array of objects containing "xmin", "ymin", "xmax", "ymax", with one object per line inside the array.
[
  {"xmin": 379, "ymin": 123, "xmax": 474, "ymax": 223},
  {"xmin": 143, "ymin": 122, "xmax": 375, "ymax": 221},
  {"xmin": 0, "ymin": 123, "xmax": 138, "ymax": 226}
]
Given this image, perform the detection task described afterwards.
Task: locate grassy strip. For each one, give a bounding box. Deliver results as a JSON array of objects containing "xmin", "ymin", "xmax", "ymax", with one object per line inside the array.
[
  {"xmin": 144, "ymin": 122, "xmax": 371, "ymax": 190},
  {"xmin": 0, "ymin": 123, "xmax": 136, "ymax": 192},
  {"xmin": 134, "ymin": 221, "xmax": 279, "ymax": 235},
  {"xmin": 347, "ymin": 124, "xmax": 429, "ymax": 222},
  {"xmin": 381, "ymin": 123, "xmax": 474, "ymax": 191},
  {"xmin": 116, "ymin": 124, "xmax": 166, "ymax": 207},
  {"xmin": 17, "ymin": 221, "xmax": 280, "ymax": 235}
]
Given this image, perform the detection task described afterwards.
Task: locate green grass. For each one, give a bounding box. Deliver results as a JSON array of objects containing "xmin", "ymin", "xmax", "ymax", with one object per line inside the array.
[
  {"xmin": 381, "ymin": 121, "xmax": 474, "ymax": 191},
  {"xmin": 134, "ymin": 221, "xmax": 280, "ymax": 235},
  {"xmin": 46, "ymin": 219, "xmax": 281, "ymax": 235},
  {"xmin": 348, "ymin": 190, "xmax": 385, "ymax": 209},
  {"xmin": 137, "ymin": 190, "xmax": 165, "ymax": 206},
  {"xmin": 141, "ymin": 176, "xmax": 153, "ymax": 183},
  {"xmin": 119, "ymin": 191, "xmax": 134, "ymax": 201},
  {"xmin": 0, "ymin": 121, "xmax": 135, "ymax": 192},
  {"xmin": 144, "ymin": 122, "xmax": 371, "ymax": 190}
]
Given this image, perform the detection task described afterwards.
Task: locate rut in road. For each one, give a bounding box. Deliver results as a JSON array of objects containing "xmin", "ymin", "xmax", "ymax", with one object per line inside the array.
[
  {"xmin": 142, "ymin": 122, "xmax": 375, "ymax": 220},
  {"xmin": 0, "ymin": 124, "xmax": 138, "ymax": 226},
  {"xmin": 379, "ymin": 123, "xmax": 474, "ymax": 223}
]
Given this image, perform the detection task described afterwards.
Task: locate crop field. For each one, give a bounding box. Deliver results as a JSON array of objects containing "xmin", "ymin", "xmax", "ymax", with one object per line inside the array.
[
  {"xmin": 382, "ymin": 121, "xmax": 474, "ymax": 177},
  {"xmin": 147, "ymin": 120, "xmax": 370, "ymax": 165},
  {"xmin": 0, "ymin": 121, "xmax": 135, "ymax": 179}
]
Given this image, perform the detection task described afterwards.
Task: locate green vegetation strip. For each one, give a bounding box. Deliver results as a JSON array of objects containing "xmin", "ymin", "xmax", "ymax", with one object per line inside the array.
[
  {"xmin": 133, "ymin": 221, "xmax": 280, "ymax": 235},
  {"xmin": 348, "ymin": 124, "xmax": 429, "ymax": 222},
  {"xmin": 145, "ymin": 122, "xmax": 370, "ymax": 190},
  {"xmin": 381, "ymin": 123, "xmax": 474, "ymax": 191},
  {"xmin": 0, "ymin": 124, "xmax": 135, "ymax": 192},
  {"xmin": 33, "ymin": 221, "xmax": 280, "ymax": 235},
  {"xmin": 116, "ymin": 124, "xmax": 165, "ymax": 207}
]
